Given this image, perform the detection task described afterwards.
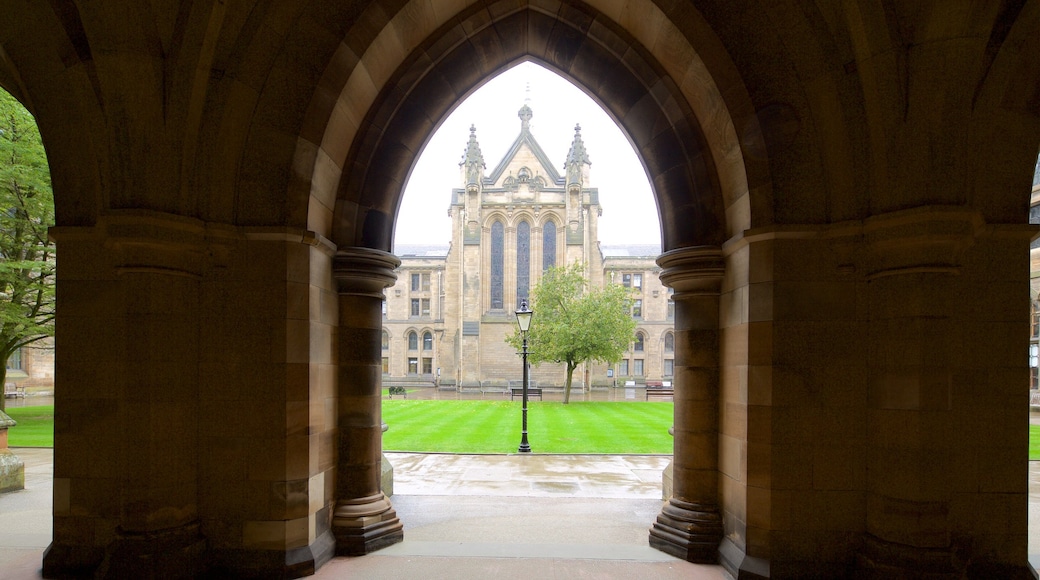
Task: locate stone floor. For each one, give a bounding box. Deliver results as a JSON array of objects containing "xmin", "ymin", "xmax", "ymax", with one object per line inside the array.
[{"xmin": 0, "ymin": 406, "xmax": 1036, "ymax": 578}]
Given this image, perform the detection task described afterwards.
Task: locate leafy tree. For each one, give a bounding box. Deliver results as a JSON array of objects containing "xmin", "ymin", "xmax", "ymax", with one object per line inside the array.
[
  {"xmin": 507, "ymin": 263, "xmax": 637, "ymax": 404},
  {"xmin": 0, "ymin": 90, "xmax": 55, "ymax": 412}
]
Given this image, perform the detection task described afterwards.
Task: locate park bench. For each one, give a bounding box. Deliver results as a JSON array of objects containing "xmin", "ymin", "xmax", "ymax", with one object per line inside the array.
[
  {"xmin": 510, "ymin": 386, "xmax": 542, "ymax": 400},
  {"xmin": 382, "ymin": 376, "xmax": 436, "ymax": 389},
  {"xmin": 481, "ymin": 379, "xmax": 509, "ymax": 395},
  {"xmin": 3, "ymin": 382, "xmax": 25, "ymax": 398},
  {"xmin": 645, "ymin": 381, "xmax": 674, "ymax": 400},
  {"xmin": 382, "ymin": 375, "xmax": 435, "ymax": 398}
]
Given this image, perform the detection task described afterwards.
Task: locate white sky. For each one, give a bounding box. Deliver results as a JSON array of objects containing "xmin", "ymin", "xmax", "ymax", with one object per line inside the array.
[{"xmin": 393, "ymin": 62, "xmax": 661, "ymax": 248}]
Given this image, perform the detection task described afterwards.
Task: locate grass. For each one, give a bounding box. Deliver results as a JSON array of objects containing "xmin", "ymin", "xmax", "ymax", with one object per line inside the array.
[
  {"xmin": 382, "ymin": 400, "xmax": 673, "ymax": 454},
  {"xmin": 4, "ymin": 404, "xmax": 54, "ymax": 447},
  {"xmin": 4, "ymin": 401, "xmax": 1038, "ymax": 458}
]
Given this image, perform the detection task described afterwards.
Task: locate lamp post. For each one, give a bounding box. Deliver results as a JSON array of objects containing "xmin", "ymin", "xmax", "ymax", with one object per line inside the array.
[{"xmin": 516, "ymin": 299, "xmax": 533, "ymax": 453}]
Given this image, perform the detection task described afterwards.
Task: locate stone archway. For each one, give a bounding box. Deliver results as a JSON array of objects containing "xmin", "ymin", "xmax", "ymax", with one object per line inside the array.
[{"xmin": 300, "ymin": 0, "xmax": 764, "ymax": 570}]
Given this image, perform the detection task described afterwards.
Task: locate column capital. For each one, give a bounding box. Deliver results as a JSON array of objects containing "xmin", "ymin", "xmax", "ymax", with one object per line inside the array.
[
  {"xmin": 333, "ymin": 247, "xmax": 401, "ymax": 297},
  {"xmin": 656, "ymin": 246, "xmax": 724, "ymax": 296},
  {"xmin": 863, "ymin": 206, "xmax": 982, "ymax": 279}
]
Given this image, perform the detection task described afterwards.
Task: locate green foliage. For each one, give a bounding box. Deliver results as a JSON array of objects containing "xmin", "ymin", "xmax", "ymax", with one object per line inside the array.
[
  {"xmin": 0, "ymin": 91, "xmax": 55, "ymax": 411},
  {"xmin": 1031, "ymin": 424, "xmax": 1040, "ymax": 461},
  {"xmin": 382, "ymin": 400, "xmax": 672, "ymax": 454},
  {"xmin": 507, "ymin": 263, "xmax": 637, "ymax": 403},
  {"xmin": 5, "ymin": 404, "xmax": 54, "ymax": 447}
]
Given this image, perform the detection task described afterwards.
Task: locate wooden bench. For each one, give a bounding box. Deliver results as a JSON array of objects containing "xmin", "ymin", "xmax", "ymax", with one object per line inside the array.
[
  {"xmin": 510, "ymin": 386, "xmax": 542, "ymax": 400},
  {"xmin": 645, "ymin": 381, "xmax": 674, "ymax": 400},
  {"xmin": 3, "ymin": 382, "xmax": 25, "ymax": 398}
]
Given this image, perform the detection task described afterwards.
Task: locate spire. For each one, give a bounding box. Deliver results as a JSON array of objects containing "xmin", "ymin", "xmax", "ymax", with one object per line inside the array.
[
  {"xmin": 565, "ymin": 124, "xmax": 590, "ymax": 166},
  {"xmin": 565, "ymin": 123, "xmax": 591, "ymax": 189},
  {"xmin": 460, "ymin": 124, "xmax": 485, "ymax": 189}
]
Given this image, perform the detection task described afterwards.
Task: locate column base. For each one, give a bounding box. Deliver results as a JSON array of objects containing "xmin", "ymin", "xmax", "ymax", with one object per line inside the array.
[
  {"xmin": 205, "ymin": 529, "xmax": 336, "ymax": 579},
  {"xmin": 719, "ymin": 538, "xmax": 770, "ymax": 579},
  {"xmin": 649, "ymin": 497, "xmax": 723, "ymax": 563},
  {"xmin": 856, "ymin": 534, "xmax": 1039, "ymax": 579},
  {"xmin": 44, "ymin": 521, "xmax": 205, "ymax": 579},
  {"xmin": 332, "ymin": 493, "xmax": 404, "ymax": 556},
  {"xmin": 0, "ymin": 448, "xmax": 25, "ymax": 493}
]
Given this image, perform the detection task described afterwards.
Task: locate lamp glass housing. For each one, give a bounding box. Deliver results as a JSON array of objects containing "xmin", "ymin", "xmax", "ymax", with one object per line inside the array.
[{"xmin": 515, "ymin": 300, "xmax": 533, "ymax": 332}]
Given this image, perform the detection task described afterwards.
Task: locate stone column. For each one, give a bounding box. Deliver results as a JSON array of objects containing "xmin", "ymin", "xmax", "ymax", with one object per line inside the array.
[
  {"xmin": 650, "ymin": 247, "xmax": 725, "ymax": 563},
  {"xmin": 44, "ymin": 215, "xmax": 206, "ymax": 578},
  {"xmin": 331, "ymin": 247, "xmax": 404, "ymax": 555},
  {"xmin": 856, "ymin": 208, "xmax": 976, "ymax": 576}
]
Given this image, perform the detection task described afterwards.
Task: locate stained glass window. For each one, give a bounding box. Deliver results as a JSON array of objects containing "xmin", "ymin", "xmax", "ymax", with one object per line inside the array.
[
  {"xmin": 491, "ymin": 220, "xmax": 504, "ymax": 309},
  {"xmin": 517, "ymin": 221, "xmax": 530, "ymax": 304},
  {"xmin": 543, "ymin": 221, "xmax": 556, "ymax": 271}
]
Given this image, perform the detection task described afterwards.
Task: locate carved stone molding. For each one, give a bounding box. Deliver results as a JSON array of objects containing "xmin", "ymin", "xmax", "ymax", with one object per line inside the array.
[
  {"xmin": 656, "ymin": 246, "xmax": 725, "ymax": 296},
  {"xmin": 333, "ymin": 247, "xmax": 401, "ymax": 297}
]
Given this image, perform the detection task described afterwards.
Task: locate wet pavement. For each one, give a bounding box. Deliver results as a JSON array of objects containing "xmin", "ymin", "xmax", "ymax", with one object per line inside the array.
[{"xmin": 0, "ymin": 401, "xmax": 1036, "ymax": 578}]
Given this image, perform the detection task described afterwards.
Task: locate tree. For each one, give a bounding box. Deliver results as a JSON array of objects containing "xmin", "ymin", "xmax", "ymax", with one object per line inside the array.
[
  {"xmin": 0, "ymin": 90, "xmax": 55, "ymax": 412},
  {"xmin": 507, "ymin": 263, "xmax": 637, "ymax": 404}
]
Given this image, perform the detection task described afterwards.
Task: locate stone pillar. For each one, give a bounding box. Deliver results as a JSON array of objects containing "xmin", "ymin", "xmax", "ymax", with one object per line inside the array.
[
  {"xmin": 0, "ymin": 411, "xmax": 24, "ymax": 493},
  {"xmin": 44, "ymin": 215, "xmax": 206, "ymax": 578},
  {"xmin": 854, "ymin": 208, "xmax": 1011, "ymax": 576},
  {"xmin": 331, "ymin": 247, "xmax": 404, "ymax": 555},
  {"xmin": 650, "ymin": 247, "xmax": 725, "ymax": 563}
]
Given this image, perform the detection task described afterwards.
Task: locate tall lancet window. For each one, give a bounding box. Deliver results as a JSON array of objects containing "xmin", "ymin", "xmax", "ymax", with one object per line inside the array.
[
  {"xmin": 516, "ymin": 221, "xmax": 531, "ymax": 304},
  {"xmin": 490, "ymin": 220, "xmax": 504, "ymax": 309},
  {"xmin": 542, "ymin": 221, "xmax": 556, "ymax": 271}
]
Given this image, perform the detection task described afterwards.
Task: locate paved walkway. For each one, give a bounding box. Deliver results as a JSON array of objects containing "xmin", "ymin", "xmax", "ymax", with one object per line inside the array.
[{"xmin": 1, "ymin": 448, "xmax": 1038, "ymax": 578}]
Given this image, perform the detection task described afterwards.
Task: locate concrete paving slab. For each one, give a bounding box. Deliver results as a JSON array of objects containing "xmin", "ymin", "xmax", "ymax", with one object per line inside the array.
[{"xmin": 0, "ymin": 447, "xmax": 1037, "ymax": 579}]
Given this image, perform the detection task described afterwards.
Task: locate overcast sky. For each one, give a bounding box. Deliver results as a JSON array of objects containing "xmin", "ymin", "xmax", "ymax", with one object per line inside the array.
[{"xmin": 393, "ymin": 61, "xmax": 661, "ymax": 248}]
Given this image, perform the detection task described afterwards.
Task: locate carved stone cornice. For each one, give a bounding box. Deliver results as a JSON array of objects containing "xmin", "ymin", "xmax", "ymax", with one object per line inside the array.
[
  {"xmin": 656, "ymin": 246, "xmax": 725, "ymax": 297},
  {"xmin": 862, "ymin": 206, "xmax": 982, "ymax": 280},
  {"xmin": 333, "ymin": 247, "xmax": 400, "ymax": 297}
]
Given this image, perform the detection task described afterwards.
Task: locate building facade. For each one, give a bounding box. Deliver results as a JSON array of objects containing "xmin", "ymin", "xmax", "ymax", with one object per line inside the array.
[
  {"xmin": 1028, "ymin": 156, "xmax": 1040, "ymax": 400},
  {"xmin": 383, "ymin": 106, "xmax": 672, "ymax": 390}
]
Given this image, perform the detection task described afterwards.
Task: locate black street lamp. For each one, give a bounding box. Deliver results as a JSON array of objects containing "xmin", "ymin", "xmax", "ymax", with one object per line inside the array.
[{"xmin": 516, "ymin": 299, "xmax": 533, "ymax": 453}]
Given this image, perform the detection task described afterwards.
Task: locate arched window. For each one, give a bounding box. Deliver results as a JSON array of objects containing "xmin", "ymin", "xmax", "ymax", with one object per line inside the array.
[
  {"xmin": 422, "ymin": 331, "xmax": 433, "ymax": 351},
  {"xmin": 382, "ymin": 331, "xmax": 389, "ymax": 350},
  {"xmin": 408, "ymin": 331, "xmax": 418, "ymax": 350},
  {"xmin": 517, "ymin": 221, "xmax": 530, "ymax": 304},
  {"xmin": 634, "ymin": 332, "xmax": 645, "ymax": 352},
  {"xmin": 542, "ymin": 221, "xmax": 556, "ymax": 271},
  {"xmin": 491, "ymin": 220, "xmax": 504, "ymax": 309},
  {"xmin": 664, "ymin": 332, "xmax": 674, "ymax": 353}
]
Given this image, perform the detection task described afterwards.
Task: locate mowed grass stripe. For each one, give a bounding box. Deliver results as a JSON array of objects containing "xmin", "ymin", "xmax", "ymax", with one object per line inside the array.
[
  {"xmin": 5, "ymin": 405, "xmax": 54, "ymax": 447},
  {"xmin": 383, "ymin": 400, "xmax": 673, "ymax": 454}
]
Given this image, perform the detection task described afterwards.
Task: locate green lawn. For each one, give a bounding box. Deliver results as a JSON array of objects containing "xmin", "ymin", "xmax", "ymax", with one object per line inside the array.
[
  {"xmin": 4, "ymin": 402, "xmax": 1038, "ymax": 459},
  {"xmin": 5, "ymin": 405, "xmax": 54, "ymax": 447},
  {"xmin": 382, "ymin": 400, "xmax": 673, "ymax": 454}
]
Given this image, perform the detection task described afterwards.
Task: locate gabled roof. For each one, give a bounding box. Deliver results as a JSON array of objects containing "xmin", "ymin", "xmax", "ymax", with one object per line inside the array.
[{"xmin": 485, "ymin": 104, "xmax": 564, "ymax": 186}]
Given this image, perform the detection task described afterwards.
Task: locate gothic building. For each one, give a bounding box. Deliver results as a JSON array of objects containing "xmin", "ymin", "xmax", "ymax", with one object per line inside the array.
[{"xmin": 383, "ymin": 105, "xmax": 673, "ymax": 390}]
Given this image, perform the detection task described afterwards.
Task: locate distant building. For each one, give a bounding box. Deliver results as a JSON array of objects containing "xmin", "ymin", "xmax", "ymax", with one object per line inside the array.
[
  {"xmin": 382, "ymin": 104, "xmax": 672, "ymax": 390},
  {"xmin": 4, "ymin": 340, "xmax": 54, "ymax": 397},
  {"xmin": 1029, "ymin": 155, "xmax": 1040, "ymax": 395}
]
